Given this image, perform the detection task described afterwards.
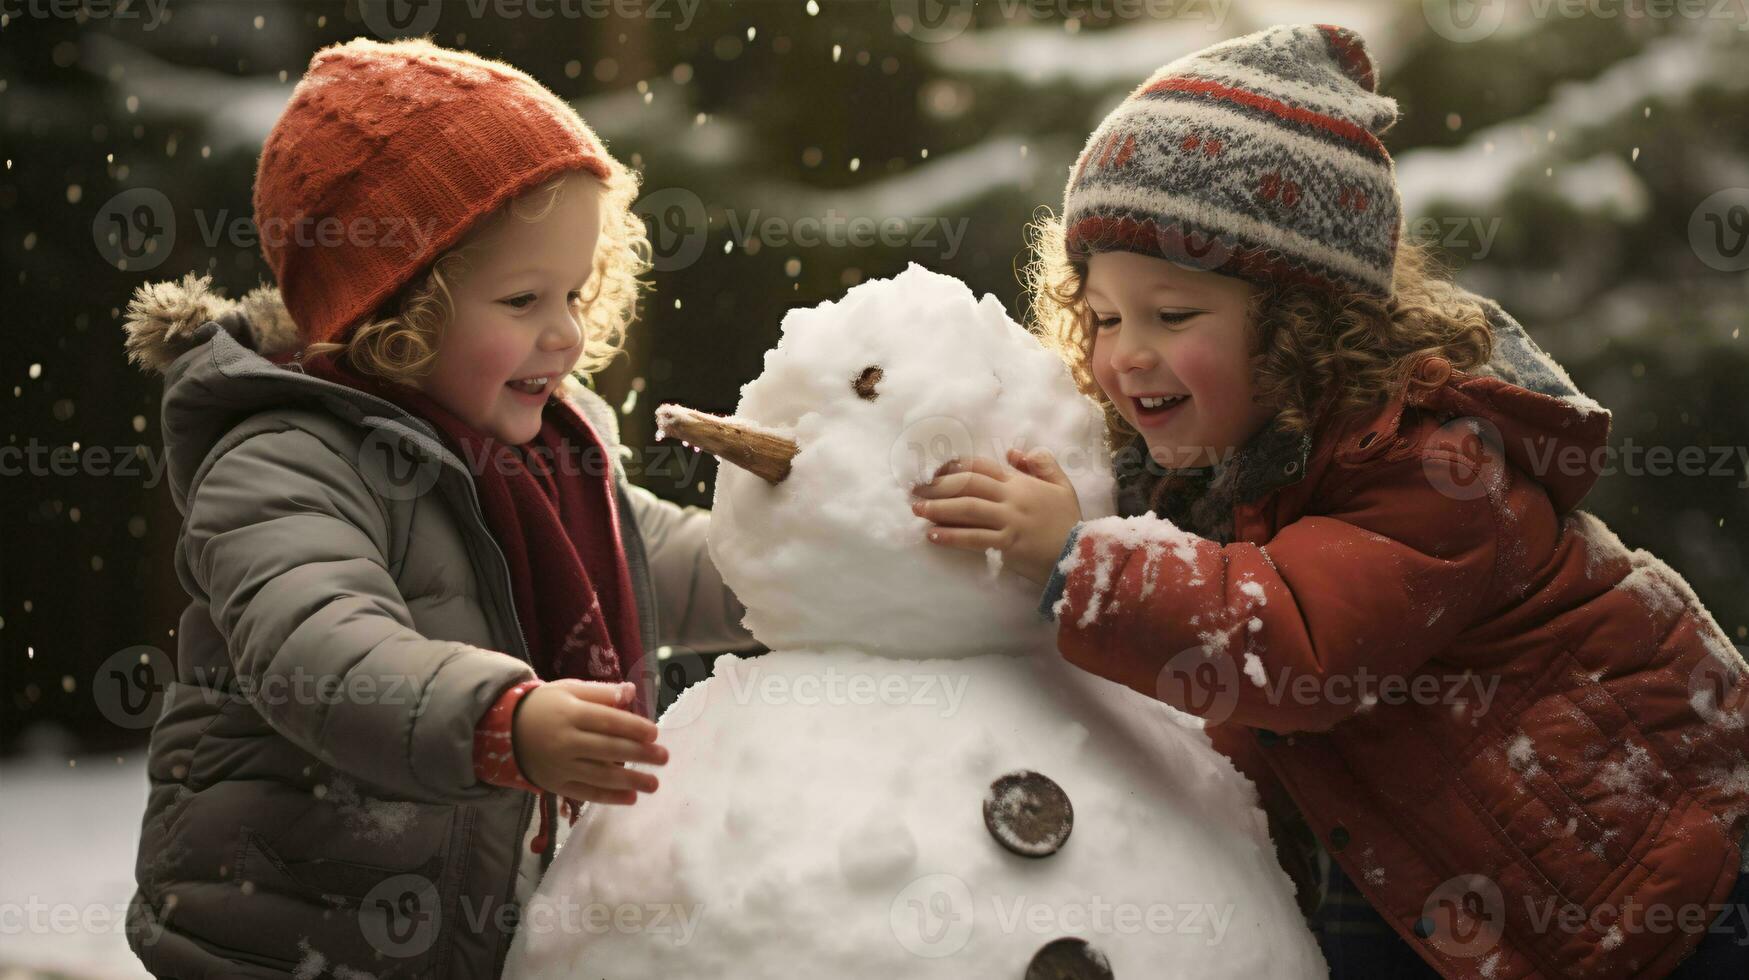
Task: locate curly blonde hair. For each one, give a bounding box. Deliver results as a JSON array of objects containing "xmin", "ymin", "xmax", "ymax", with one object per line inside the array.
[
  {"xmin": 305, "ymin": 160, "xmax": 651, "ymax": 400},
  {"xmin": 1025, "ymin": 210, "xmax": 1494, "ymax": 449}
]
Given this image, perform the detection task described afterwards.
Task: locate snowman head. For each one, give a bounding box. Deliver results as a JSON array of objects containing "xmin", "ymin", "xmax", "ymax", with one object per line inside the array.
[{"xmin": 659, "ymin": 264, "xmax": 1115, "ymax": 658}]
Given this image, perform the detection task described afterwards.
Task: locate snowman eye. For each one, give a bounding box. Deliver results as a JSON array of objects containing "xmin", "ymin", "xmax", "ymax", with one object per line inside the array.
[{"xmin": 853, "ymin": 365, "xmax": 882, "ymax": 401}]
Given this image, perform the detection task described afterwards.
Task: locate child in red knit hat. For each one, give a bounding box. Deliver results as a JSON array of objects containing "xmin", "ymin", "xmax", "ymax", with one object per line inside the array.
[
  {"xmin": 121, "ymin": 37, "xmax": 755, "ymax": 978},
  {"xmin": 913, "ymin": 24, "xmax": 1749, "ymax": 980}
]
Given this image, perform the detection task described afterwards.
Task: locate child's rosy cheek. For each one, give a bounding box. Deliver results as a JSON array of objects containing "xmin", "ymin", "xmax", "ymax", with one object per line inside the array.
[
  {"xmin": 1166, "ymin": 344, "xmax": 1223, "ymax": 393},
  {"xmin": 1088, "ymin": 345, "xmax": 1121, "ymax": 397},
  {"xmin": 452, "ymin": 332, "xmax": 525, "ymax": 379}
]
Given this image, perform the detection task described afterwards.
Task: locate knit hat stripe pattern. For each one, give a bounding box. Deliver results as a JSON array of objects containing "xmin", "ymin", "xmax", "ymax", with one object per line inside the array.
[
  {"xmin": 1138, "ymin": 78, "xmax": 1389, "ymax": 162},
  {"xmin": 1063, "ymin": 24, "xmax": 1402, "ymax": 297},
  {"xmin": 254, "ymin": 37, "xmax": 613, "ymax": 350}
]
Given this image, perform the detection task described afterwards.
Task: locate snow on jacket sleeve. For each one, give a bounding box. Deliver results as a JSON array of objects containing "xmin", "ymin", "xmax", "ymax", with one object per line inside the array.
[
  {"xmin": 1045, "ymin": 448, "xmax": 1504, "ymax": 734},
  {"xmin": 624, "ymin": 481, "xmax": 762, "ymax": 654},
  {"xmin": 183, "ymin": 425, "xmax": 536, "ymax": 802}
]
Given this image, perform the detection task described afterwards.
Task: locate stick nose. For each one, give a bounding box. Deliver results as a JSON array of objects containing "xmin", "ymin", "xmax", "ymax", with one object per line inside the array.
[{"xmin": 655, "ymin": 404, "xmax": 800, "ymax": 486}]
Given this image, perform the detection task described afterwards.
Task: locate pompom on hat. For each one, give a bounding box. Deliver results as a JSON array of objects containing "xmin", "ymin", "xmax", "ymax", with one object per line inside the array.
[
  {"xmin": 1062, "ymin": 24, "xmax": 1402, "ymax": 297},
  {"xmin": 252, "ymin": 36, "xmax": 613, "ymax": 350}
]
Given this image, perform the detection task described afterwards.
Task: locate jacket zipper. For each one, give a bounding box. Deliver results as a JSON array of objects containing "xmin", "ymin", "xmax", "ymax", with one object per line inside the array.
[
  {"xmin": 400, "ymin": 449, "xmax": 533, "ymax": 977},
  {"xmin": 231, "ymin": 352, "xmax": 559, "ymax": 973},
  {"xmin": 442, "ymin": 465, "xmax": 532, "ymax": 665},
  {"xmin": 452, "ymin": 474, "xmax": 543, "ymax": 972}
]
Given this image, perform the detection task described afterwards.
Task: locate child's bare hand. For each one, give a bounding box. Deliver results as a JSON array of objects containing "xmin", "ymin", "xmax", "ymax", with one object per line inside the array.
[
  {"xmin": 512, "ymin": 679, "xmax": 667, "ymax": 805},
  {"xmin": 911, "ymin": 448, "xmax": 1083, "ymax": 585}
]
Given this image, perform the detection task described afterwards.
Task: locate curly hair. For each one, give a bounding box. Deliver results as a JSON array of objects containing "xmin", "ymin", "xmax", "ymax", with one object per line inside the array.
[
  {"xmin": 1024, "ymin": 209, "xmax": 1494, "ymax": 450},
  {"xmin": 304, "ymin": 159, "xmax": 651, "ymax": 400}
]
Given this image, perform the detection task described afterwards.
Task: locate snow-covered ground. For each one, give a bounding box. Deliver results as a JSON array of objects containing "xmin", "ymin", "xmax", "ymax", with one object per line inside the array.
[{"xmin": 0, "ymin": 749, "xmax": 152, "ymax": 980}]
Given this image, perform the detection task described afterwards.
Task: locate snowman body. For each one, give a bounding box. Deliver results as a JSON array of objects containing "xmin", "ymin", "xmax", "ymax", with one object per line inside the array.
[{"xmin": 504, "ymin": 266, "xmax": 1326, "ymax": 978}]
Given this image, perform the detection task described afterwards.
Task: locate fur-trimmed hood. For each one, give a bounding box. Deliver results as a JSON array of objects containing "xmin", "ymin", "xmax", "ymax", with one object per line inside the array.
[{"xmin": 123, "ymin": 273, "xmax": 303, "ymax": 374}]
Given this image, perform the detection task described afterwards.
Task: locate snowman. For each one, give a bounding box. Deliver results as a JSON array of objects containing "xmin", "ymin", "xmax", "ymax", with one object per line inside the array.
[{"xmin": 503, "ymin": 264, "xmax": 1325, "ymax": 978}]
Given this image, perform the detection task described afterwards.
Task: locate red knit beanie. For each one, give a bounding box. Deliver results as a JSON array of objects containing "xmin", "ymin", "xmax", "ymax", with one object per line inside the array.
[
  {"xmin": 253, "ymin": 36, "xmax": 613, "ymax": 350},
  {"xmin": 1063, "ymin": 24, "xmax": 1401, "ymax": 298}
]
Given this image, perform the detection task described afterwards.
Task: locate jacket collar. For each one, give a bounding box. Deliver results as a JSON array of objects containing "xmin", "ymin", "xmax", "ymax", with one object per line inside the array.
[
  {"xmin": 1115, "ymin": 411, "xmax": 1312, "ymax": 540},
  {"xmin": 1219, "ymin": 413, "xmax": 1315, "ymax": 506}
]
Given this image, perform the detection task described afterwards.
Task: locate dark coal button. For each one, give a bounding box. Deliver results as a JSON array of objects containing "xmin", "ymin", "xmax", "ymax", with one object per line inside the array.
[
  {"xmin": 1328, "ymin": 824, "xmax": 1351, "ymax": 852},
  {"xmin": 985, "ymin": 770, "xmax": 1073, "ymax": 858},
  {"xmin": 1025, "ymin": 937, "xmax": 1113, "ymax": 980}
]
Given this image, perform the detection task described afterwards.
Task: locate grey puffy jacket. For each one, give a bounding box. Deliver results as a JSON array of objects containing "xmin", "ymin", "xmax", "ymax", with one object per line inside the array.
[{"xmin": 119, "ymin": 274, "xmax": 756, "ymax": 979}]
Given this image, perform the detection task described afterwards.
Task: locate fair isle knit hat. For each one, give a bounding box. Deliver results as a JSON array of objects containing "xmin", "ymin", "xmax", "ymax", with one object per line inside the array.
[
  {"xmin": 254, "ymin": 36, "xmax": 613, "ymax": 351},
  {"xmin": 1062, "ymin": 24, "xmax": 1401, "ymax": 297}
]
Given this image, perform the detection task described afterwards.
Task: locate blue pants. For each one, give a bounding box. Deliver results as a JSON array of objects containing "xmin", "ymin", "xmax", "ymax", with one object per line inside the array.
[{"xmin": 1311, "ymin": 859, "xmax": 1749, "ymax": 978}]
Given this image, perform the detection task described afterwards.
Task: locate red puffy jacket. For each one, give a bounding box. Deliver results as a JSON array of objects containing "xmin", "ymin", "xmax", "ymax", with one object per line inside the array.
[{"xmin": 1049, "ymin": 353, "xmax": 1749, "ymax": 979}]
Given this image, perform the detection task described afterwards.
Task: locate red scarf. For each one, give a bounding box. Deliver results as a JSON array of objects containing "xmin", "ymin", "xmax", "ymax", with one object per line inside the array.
[{"xmin": 301, "ymin": 352, "xmax": 647, "ymax": 716}]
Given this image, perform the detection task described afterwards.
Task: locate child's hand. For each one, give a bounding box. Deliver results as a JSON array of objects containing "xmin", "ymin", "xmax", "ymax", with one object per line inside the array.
[
  {"xmin": 911, "ymin": 448, "xmax": 1083, "ymax": 585},
  {"xmin": 513, "ymin": 679, "xmax": 667, "ymax": 805}
]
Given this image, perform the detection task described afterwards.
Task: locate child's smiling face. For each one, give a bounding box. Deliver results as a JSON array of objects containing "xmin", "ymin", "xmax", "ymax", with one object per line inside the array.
[
  {"xmin": 1085, "ymin": 250, "xmax": 1277, "ymax": 469},
  {"xmin": 420, "ymin": 176, "xmax": 603, "ymax": 445}
]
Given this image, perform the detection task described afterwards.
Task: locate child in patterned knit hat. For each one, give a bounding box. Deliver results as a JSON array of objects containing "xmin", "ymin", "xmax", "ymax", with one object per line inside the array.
[
  {"xmin": 912, "ymin": 24, "xmax": 1749, "ymax": 980},
  {"xmin": 120, "ymin": 37, "xmax": 756, "ymax": 978}
]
